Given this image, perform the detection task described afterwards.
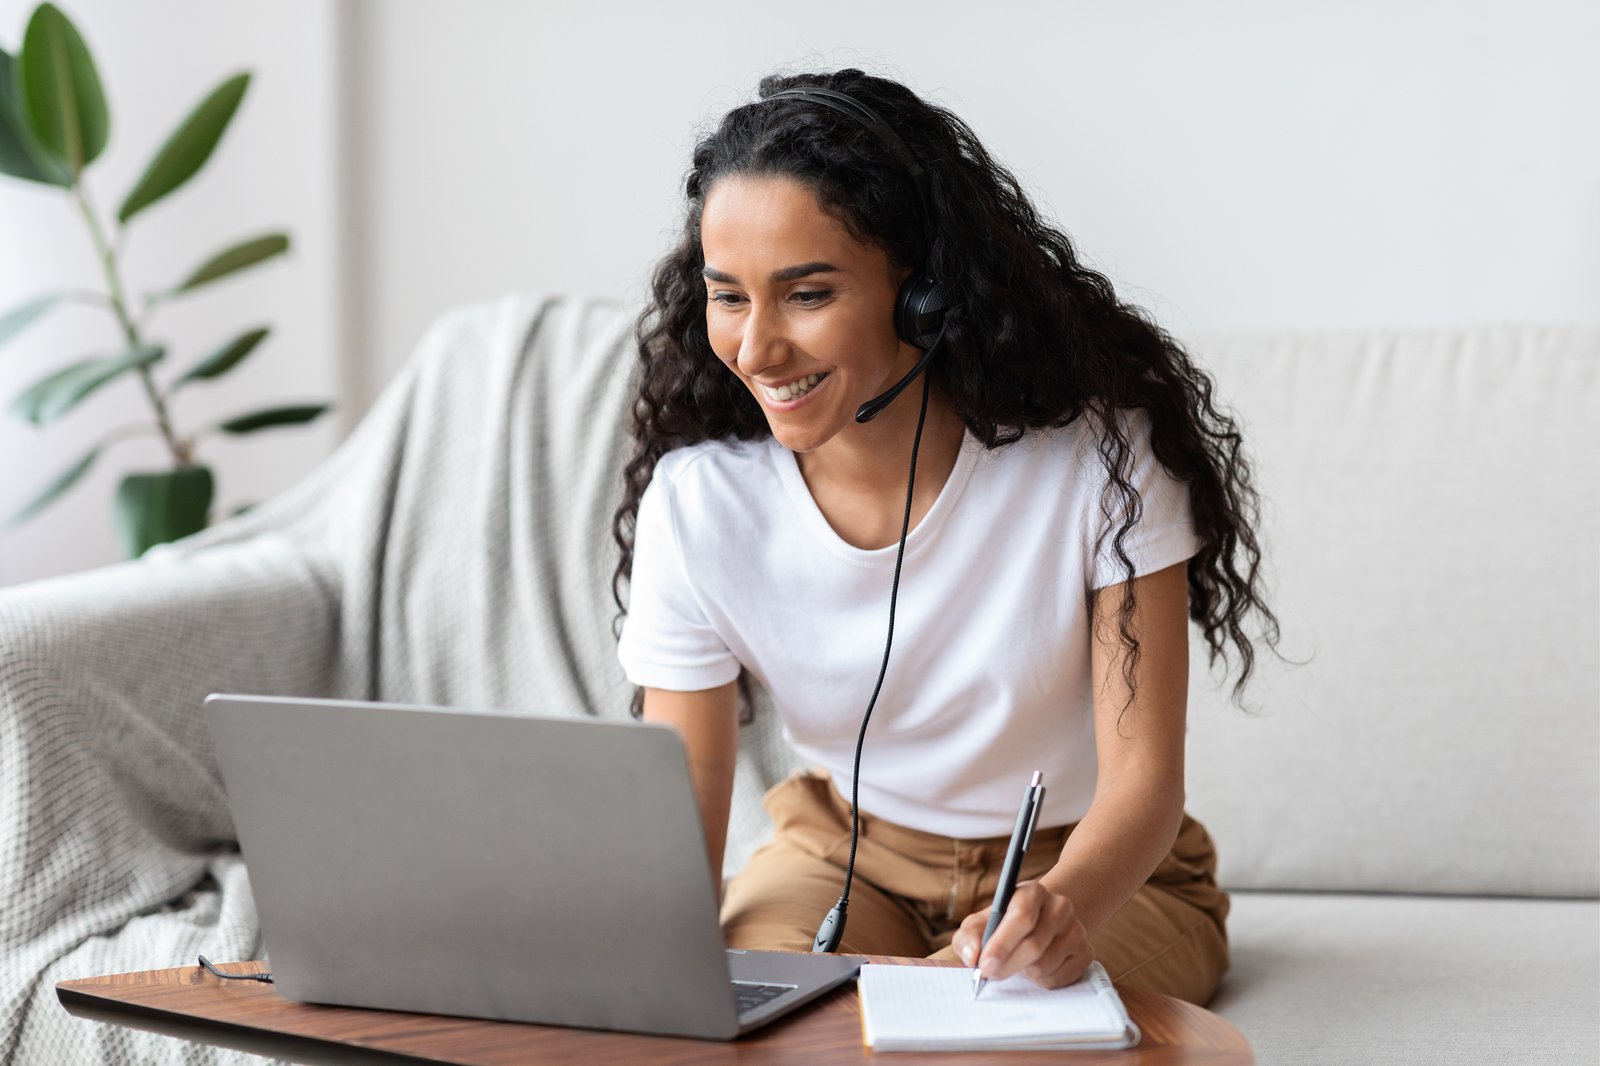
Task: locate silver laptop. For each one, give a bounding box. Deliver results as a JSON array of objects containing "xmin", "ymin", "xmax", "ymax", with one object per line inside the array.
[{"xmin": 204, "ymin": 693, "xmax": 860, "ymax": 1040}]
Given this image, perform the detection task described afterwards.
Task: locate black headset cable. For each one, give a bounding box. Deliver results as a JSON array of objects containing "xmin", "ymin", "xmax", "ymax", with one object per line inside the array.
[{"xmin": 811, "ymin": 365, "xmax": 934, "ymax": 953}]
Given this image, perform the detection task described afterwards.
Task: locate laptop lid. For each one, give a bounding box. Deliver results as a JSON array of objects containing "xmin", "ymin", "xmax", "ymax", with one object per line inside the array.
[{"xmin": 204, "ymin": 694, "xmax": 855, "ymax": 1040}]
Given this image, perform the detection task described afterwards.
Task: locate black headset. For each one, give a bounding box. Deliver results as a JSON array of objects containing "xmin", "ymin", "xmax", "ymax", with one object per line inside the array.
[
  {"xmin": 762, "ymin": 84, "xmax": 953, "ymax": 952},
  {"xmin": 765, "ymin": 86, "xmax": 952, "ymax": 423}
]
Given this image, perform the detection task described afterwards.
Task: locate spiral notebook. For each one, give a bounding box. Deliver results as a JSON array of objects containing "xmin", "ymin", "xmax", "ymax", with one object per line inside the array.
[{"xmin": 857, "ymin": 960, "xmax": 1141, "ymax": 1052}]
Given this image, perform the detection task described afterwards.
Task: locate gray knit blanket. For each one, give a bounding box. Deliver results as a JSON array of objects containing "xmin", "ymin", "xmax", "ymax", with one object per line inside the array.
[{"xmin": 0, "ymin": 294, "xmax": 802, "ymax": 1064}]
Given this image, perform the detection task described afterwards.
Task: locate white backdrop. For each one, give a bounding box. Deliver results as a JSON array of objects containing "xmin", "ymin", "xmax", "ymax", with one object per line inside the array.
[
  {"xmin": 3, "ymin": 0, "xmax": 1597, "ymax": 586},
  {"xmin": 348, "ymin": 0, "xmax": 1600, "ymax": 392},
  {"xmin": 0, "ymin": 0, "xmax": 344, "ymax": 587}
]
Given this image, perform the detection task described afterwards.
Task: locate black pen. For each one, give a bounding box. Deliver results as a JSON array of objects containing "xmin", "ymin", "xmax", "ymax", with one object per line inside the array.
[{"xmin": 972, "ymin": 770, "xmax": 1046, "ymax": 999}]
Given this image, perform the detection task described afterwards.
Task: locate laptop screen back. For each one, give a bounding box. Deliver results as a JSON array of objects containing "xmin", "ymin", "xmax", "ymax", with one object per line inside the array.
[{"xmin": 205, "ymin": 694, "xmax": 742, "ymax": 1038}]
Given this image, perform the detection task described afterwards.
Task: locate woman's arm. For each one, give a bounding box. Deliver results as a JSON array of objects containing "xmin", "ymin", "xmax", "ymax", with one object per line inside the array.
[
  {"xmin": 642, "ymin": 682, "xmax": 741, "ymax": 893},
  {"xmin": 951, "ymin": 559, "xmax": 1191, "ymax": 987}
]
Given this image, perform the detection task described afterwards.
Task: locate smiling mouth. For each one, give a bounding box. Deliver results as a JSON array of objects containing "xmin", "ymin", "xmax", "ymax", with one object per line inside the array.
[{"xmin": 759, "ymin": 373, "xmax": 829, "ymax": 403}]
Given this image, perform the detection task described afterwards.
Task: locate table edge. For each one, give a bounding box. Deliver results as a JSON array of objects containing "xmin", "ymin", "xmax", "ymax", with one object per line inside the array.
[
  {"xmin": 56, "ymin": 983, "xmax": 448, "ymax": 1066},
  {"xmin": 57, "ymin": 957, "xmax": 1252, "ymax": 1063}
]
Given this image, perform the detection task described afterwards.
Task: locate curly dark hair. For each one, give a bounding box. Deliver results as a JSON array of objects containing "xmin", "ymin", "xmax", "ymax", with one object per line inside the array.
[{"xmin": 612, "ymin": 67, "xmax": 1281, "ymax": 722}]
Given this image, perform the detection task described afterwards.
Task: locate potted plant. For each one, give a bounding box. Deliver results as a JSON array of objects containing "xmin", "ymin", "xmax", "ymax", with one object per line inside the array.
[{"xmin": 0, "ymin": 1, "xmax": 330, "ymax": 558}]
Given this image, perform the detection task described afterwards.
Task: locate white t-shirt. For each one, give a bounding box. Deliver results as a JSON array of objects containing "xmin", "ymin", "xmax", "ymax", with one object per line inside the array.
[{"xmin": 616, "ymin": 412, "xmax": 1200, "ymax": 838}]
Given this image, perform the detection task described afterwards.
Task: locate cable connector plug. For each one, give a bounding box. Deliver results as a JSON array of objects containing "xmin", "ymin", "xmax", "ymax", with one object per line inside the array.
[{"xmin": 812, "ymin": 896, "xmax": 848, "ymax": 953}]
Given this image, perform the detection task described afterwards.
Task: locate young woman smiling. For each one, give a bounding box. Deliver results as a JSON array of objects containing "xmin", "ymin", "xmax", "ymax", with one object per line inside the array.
[{"xmin": 612, "ymin": 68, "xmax": 1279, "ymax": 1007}]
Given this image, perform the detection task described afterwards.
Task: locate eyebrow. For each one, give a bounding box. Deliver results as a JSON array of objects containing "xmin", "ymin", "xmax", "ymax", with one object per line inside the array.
[{"xmin": 701, "ymin": 261, "xmax": 841, "ymax": 284}]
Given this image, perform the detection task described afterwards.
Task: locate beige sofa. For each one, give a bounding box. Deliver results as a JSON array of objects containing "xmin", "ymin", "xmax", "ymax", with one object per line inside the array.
[
  {"xmin": 1, "ymin": 295, "xmax": 1594, "ymax": 1063},
  {"xmin": 1182, "ymin": 324, "xmax": 1598, "ymax": 1062}
]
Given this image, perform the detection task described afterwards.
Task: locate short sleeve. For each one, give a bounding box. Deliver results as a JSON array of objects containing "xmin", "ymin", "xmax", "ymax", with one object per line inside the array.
[
  {"xmin": 616, "ymin": 463, "xmax": 743, "ymax": 691},
  {"xmin": 1088, "ymin": 410, "xmax": 1203, "ymax": 590}
]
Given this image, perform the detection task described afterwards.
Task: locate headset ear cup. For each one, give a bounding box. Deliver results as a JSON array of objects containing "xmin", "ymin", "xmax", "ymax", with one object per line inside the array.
[{"xmin": 895, "ymin": 274, "xmax": 950, "ymax": 350}]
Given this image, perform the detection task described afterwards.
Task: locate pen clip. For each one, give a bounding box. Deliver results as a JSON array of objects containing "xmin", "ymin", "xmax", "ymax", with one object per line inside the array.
[{"xmin": 1020, "ymin": 785, "xmax": 1045, "ymax": 852}]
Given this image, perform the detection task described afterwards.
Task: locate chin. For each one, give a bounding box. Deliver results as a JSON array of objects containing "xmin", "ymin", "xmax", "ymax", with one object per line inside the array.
[
  {"xmin": 767, "ymin": 425, "xmax": 820, "ymax": 453},
  {"xmin": 765, "ymin": 418, "xmax": 839, "ymax": 454}
]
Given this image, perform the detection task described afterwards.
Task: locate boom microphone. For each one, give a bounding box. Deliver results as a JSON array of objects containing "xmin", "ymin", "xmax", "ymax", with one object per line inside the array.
[{"xmin": 855, "ymin": 328, "xmax": 946, "ymax": 424}]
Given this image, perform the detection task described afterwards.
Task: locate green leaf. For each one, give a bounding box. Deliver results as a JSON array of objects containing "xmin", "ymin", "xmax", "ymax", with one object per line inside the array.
[
  {"xmin": 0, "ymin": 46, "xmax": 70, "ymax": 185},
  {"xmin": 4, "ymin": 444, "xmax": 99, "ymax": 530},
  {"xmin": 8, "ymin": 343, "xmax": 163, "ymax": 425},
  {"xmin": 0, "ymin": 293, "xmax": 62, "ymax": 351},
  {"xmin": 115, "ymin": 465, "xmax": 213, "ymax": 558},
  {"xmin": 16, "ymin": 3, "xmax": 109, "ymax": 176},
  {"xmin": 117, "ymin": 72, "xmax": 250, "ymax": 224},
  {"xmin": 171, "ymin": 325, "xmax": 268, "ymax": 389},
  {"xmin": 167, "ymin": 232, "xmax": 289, "ymax": 296},
  {"xmin": 214, "ymin": 402, "xmax": 329, "ymax": 434}
]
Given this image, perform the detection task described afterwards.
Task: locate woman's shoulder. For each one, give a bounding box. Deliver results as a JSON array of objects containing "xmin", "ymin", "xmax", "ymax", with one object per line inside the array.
[
  {"xmin": 974, "ymin": 413, "xmax": 1166, "ymax": 506},
  {"xmin": 646, "ymin": 437, "xmax": 782, "ymax": 546},
  {"xmin": 986, "ymin": 409, "xmax": 1158, "ymax": 469},
  {"xmin": 982, "ymin": 418, "xmax": 1098, "ymax": 470},
  {"xmin": 653, "ymin": 435, "xmax": 779, "ymax": 496}
]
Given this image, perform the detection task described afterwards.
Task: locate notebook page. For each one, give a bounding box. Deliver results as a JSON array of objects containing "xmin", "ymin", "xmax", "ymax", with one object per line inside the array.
[{"xmin": 859, "ymin": 961, "xmax": 1133, "ymax": 1049}]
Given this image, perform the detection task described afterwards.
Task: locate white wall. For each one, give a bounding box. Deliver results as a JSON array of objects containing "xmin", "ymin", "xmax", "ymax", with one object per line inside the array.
[
  {"xmin": 348, "ymin": 0, "xmax": 1600, "ymax": 398},
  {"xmin": 5, "ymin": 0, "xmax": 1597, "ymax": 586},
  {"xmin": 0, "ymin": 0, "xmax": 344, "ymax": 587}
]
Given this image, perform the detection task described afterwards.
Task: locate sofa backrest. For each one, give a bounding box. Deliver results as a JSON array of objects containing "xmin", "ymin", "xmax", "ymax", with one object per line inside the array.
[
  {"xmin": 243, "ymin": 297, "xmax": 1593, "ymax": 894},
  {"xmin": 1182, "ymin": 324, "xmax": 1599, "ymax": 898}
]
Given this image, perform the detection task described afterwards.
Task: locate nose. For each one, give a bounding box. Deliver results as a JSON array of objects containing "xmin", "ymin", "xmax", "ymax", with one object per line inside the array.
[{"xmin": 735, "ymin": 298, "xmax": 787, "ymax": 378}]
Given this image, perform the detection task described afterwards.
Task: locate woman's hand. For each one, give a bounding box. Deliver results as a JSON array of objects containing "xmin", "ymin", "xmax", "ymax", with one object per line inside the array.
[{"xmin": 951, "ymin": 881, "xmax": 1095, "ymax": 989}]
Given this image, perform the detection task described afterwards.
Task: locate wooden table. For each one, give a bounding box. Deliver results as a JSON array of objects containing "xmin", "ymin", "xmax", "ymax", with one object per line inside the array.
[{"xmin": 58, "ymin": 956, "xmax": 1253, "ymax": 1064}]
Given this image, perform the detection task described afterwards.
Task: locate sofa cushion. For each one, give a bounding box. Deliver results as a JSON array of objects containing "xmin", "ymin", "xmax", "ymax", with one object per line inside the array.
[
  {"xmin": 1211, "ymin": 890, "xmax": 1599, "ymax": 1064},
  {"xmin": 1183, "ymin": 325, "xmax": 1600, "ymax": 896}
]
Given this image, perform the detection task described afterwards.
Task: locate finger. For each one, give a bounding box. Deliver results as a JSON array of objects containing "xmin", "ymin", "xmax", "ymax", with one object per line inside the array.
[
  {"xmin": 975, "ymin": 885, "xmax": 1047, "ymax": 980},
  {"xmin": 1024, "ymin": 911, "xmax": 1092, "ymax": 988},
  {"xmin": 1012, "ymin": 897, "xmax": 1086, "ymax": 984},
  {"xmin": 951, "ymin": 909, "xmax": 992, "ymax": 967},
  {"xmin": 994, "ymin": 890, "xmax": 1084, "ymax": 984},
  {"xmin": 1023, "ymin": 926, "xmax": 1079, "ymax": 987},
  {"xmin": 1012, "ymin": 920, "xmax": 1066, "ymax": 982},
  {"xmin": 1032, "ymin": 943, "xmax": 1094, "ymax": 990}
]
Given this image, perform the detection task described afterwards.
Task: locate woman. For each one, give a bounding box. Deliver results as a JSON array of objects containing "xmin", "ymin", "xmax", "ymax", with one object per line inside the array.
[{"xmin": 611, "ymin": 68, "xmax": 1279, "ymax": 1008}]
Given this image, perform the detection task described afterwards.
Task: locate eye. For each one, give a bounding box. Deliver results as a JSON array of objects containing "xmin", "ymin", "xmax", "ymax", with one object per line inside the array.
[
  {"xmin": 791, "ymin": 289, "xmax": 831, "ymax": 305},
  {"xmin": 708, "ymin": 291, "xmax": 744, "ymax": 307}
]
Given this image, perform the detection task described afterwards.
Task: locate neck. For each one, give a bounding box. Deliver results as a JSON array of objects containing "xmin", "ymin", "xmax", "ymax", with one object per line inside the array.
[{"xmin": 796, "ymin": 380, "xmax": 965, "ymax": 501}]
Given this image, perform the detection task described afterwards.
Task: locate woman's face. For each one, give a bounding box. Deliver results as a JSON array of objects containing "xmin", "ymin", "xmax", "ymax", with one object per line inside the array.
[{"xmin": 700, "ymin": 173, "xmax": 919, "ymax": 454}]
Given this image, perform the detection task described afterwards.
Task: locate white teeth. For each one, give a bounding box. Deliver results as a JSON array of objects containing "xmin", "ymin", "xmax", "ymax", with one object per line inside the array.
[{"xmin": 765, "ymin": 373, "xmax": 826, "ymax": 403}]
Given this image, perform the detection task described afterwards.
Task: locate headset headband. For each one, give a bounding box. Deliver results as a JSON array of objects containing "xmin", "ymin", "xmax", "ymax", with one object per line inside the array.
[
  {"xmin": 761, "ymin": 84, "xmax": 952, "ymax": 356},
  {"xmin": 764, "ymin": 86, "xmax": 936, "ymax": 250}
]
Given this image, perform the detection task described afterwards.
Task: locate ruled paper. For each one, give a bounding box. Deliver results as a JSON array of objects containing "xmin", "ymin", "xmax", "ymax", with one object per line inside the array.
[{"xmin": 857, "ymin": 961, "xmax": 1139, "ymax": 1050}]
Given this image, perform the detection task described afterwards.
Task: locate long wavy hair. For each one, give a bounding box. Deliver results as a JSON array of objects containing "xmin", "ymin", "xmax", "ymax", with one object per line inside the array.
[{"xmin": 612, "ymin": 67, "xmax": 1281, "ymax": 723}]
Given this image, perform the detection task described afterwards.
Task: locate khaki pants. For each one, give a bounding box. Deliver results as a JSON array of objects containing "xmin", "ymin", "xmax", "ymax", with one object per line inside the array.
[{"xmin": 721, "ymin": 770, "xmax": 1231, "ymax": 1007}]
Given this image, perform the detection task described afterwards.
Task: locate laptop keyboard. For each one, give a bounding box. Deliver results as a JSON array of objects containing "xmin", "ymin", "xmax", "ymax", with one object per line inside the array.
[{"xmin": 731, "ymin": 980, "xmax": 795, "ymax": 1016}]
